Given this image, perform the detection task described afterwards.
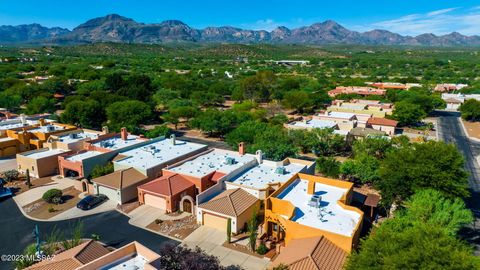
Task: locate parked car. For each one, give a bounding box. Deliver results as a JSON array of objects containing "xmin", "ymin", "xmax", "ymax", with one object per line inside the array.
[{"xmin": 77, "ymin": 194, "xmax": 108, "ymax": 210}]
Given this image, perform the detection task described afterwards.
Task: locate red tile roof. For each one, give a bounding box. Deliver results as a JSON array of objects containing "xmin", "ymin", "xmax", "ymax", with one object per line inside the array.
[
  {"xmin": 367, "ymin": 117, "xmax": 398, "ymax": 127},
  {"xmin": 138, "ymin": 173, "xmax": 195, "ymax": 197},
  {"xmin": 273, "ymin": 236, "xmax": 347, "ymax": 270},
  {"xmin": 26, "ymin": 240, "xmax": 110, "ymax": 270}
]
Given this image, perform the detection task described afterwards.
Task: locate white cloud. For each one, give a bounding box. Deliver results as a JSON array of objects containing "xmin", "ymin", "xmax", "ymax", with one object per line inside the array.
[
  {"xmin": 427, "ymin": 7, "xmax": 458, "ymax": 17},
  {"xmin": 357, "ymin": 7, "xmax": 480, "ymax": 36}
]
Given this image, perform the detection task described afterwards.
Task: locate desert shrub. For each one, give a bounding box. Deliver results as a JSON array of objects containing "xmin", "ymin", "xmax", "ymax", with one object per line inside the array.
[
  {"xmin": 256, "ymin": 243, "xmax": 268, "ymax": 255},
  {"xmin": 2, "ymin": 169, "xmax": 20, "ymax": 182},
  {"xmin": 42, "ymin": 189, "xmax": 62, "ymax": 203}
]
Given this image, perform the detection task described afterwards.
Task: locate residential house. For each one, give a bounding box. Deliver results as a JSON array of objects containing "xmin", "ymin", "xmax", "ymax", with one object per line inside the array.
[
  {"xmin": 45, "ymin": 129, "xmax": 104, "ymax": 151},
  {"xmin": 137, "ymin": 172, "xmax": 197, "ymax": 213},
  {"xmin": 434, "ymin": 83, "xmax": 468, "ymax": 92},
  {"xmin": 264, "ymin": 173, "xmax": 363, "ymax": 253},
  {"xmin": 327, "ymin": 86, "xmax": 386, "ymax": 98},
  {"xmin": 366, "ymin": 117, "xmax": 398, "ymax": 136},
  {"xmin": 442, "ymin": 93, "xmax": 480, "ymax": 111},
  {"xmin": 58, "ymin": 128, "xmax": 150, "ymax": 192},
  {"xmin": 16, "ymin": 148, "xmax": 69, "ymax": 178},
  {"xmin": 113, "ymin": 135, "xmax": 207, "ymax": 180},
  {"xmin": 141, "ymin": 147, "xmax": 257, "ymax": 213},
  {"xmin": 314, "ymin": 111, "xmax": 357, "ymax": 131},
  {"xmin": 92, "ymin": 167, "xmax": 149, "ymax": 205},
  {"xmin": 196, "ymin": 188, "xmax": 260, "ymax": 233}
]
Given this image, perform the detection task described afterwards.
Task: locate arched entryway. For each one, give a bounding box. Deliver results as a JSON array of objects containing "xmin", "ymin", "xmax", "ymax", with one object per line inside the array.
[
  {"xmin": 81, "ymin": 181, "xmax": 87, "ymax": 192},
  {"xmin": 180, "ymin": 195, "xmax": 195, "ymax": 214}
]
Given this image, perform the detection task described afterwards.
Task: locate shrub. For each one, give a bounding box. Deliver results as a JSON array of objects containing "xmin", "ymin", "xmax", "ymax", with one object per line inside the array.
[
  {"xmin": 42, "ymin": 189, "xmax": 62, "ymax": 203},
  {"xmin": 155, "ymin": 219, "xmax": 163, "ymax": 224},
  {"xmin": 48, "ymin": 207, "xmax": 56, "ymax": 213},
  {"xmin": 256, "ymin": 243, "xmax": 268, "ymax": 255},
  {"xmin": 145, "ymin": 125, "xmax": 171, "ymax": 138},
  {"xmin": 2, "ymin": 169, "xmax": 20, "ymax": 182},
  {"xmin": 89, "ymin": 163, "xmax": 114, "ymax": 179}
]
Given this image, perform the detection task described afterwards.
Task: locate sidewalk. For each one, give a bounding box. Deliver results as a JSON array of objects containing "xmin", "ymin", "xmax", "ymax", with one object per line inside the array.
[{"xmin": 183, "ymin": 226, "xmax": 271, "ymax": 270}]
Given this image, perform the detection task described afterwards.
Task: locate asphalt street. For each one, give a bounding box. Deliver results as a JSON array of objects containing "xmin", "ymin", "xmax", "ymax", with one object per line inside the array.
[
  {"xmin": 0, "ymin": 197, "xmax": 177, "ymax": 270},
  {"xmin": 436, "ymin": 110, "xmax": 480, "ymax": 255}
]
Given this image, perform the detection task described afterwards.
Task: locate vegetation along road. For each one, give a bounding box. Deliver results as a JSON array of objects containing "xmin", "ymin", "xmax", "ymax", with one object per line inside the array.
[{"xmin": 437, "ymin": 110, "xmax": 480, "ymax": 254}]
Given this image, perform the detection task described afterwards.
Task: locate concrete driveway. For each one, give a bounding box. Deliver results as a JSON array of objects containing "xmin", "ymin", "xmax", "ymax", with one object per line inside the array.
[
  {"xmin": 49, "ymin": 199, "xmax": 117, "ymax": 221},
  {"xmin": 183, "ymin": 226, "xmax": 271, "ymax": 270},
  {"xmin": 0, "ymin": 158, "xmax": 17, "ymax": 172},
  {"xmin": 128, "ymin": 205, "xmax": 167, "ymax": 227}
]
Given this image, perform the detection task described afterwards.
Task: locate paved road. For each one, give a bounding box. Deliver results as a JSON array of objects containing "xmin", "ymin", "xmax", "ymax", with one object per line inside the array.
[
  {"xmin": 436, "ymin": 110, "xmax": 480, "ymax": 254},
  {"xmin": 0, "ymin": 197, "xmax": 177, "ymax": 270}
]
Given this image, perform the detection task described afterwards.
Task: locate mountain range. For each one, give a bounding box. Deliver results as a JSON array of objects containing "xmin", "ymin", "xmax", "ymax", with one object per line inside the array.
[{"xmin": 1, "ymin": 14, "xmax": 480, "ymax": 46}]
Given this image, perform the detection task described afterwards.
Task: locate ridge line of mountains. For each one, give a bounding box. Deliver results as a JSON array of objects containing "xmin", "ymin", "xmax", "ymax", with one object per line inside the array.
[{"xmin": 1, "ymin": 14, "xmax": 479, "ymax": 46}]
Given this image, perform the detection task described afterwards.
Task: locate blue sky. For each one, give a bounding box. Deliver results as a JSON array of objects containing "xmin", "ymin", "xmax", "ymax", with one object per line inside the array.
[{"xmin": 1, "ymin": 1, "xmax": 480, "ymax": 36}]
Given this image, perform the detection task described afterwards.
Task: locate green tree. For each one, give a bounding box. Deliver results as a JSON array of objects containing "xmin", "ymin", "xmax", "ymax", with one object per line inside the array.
[
  {"xmin": 346, "ymin": 189, "xmax": 477, "ymax": 270},
  {"xmin": 0, "ymin": 92, "xmax": 22, "ymax": 111},
  {"xmin": 89, "ymin": 163, "xmax": 114, "ymax": 179},
  {"xmin": 251, "ymin": 126, "xmax": 298, "ymax": 161},
  {"xmin": 316, "ymin": 157, "xmax": 340, "ymax": 178},
  {"xmin": 377, "ymin": 141, "xmax": 469, "ymax": 205},
  {"xmin": 61, "ymin": 100, "xmax": 105, "ymax": 129},
  {"xmin": 106, "ymin": 100, "xmax": 152, "ymax": 132},
  {"xmin": 282, "ymin": 90, "xmax": 313, "ymax": 113},
  {"xmin": 26, "ymin": 96, "xmax": 56, "ymax": 114},
  {"xmin": 145, "ymin": 125, "xmax": 172, "ymax": 139},
  {"xmin": 391, "ymin": 101, "xmax": 426, "ymax": 126},
  {"xmin": 225, "ymin": 120, "xmax": 268, "ymax": 148},
  {"xmin": 459, "ymin": 99, "xmax": 480, "ymax": 121}
]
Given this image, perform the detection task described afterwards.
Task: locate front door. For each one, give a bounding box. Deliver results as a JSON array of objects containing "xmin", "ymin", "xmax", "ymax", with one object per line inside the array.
[{"xmin": 183, "ymin": 200, "xmax": 192, "ymax": 213}]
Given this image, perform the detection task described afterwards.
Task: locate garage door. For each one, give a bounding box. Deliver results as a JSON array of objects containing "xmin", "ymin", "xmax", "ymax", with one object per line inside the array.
[
  {"xmin": 144, "ymin": 194, "xmax": 167, "ymax": 210},
  {"xmin": 203, "ymin": 212, "xmax": 228, "ymax": 231},
  {"xmin": 98, "ymin": 186, "xmax": 119, "ymax": 203}
]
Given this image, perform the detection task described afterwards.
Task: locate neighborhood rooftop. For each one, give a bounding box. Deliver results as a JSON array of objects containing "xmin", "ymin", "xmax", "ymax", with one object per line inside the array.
[
  {"xmin": 57, "ymin": 131, "xmax": 99, "ymax": 143},
  {"xmin": 277, "ymin": 178, "xmax": 361, "ymax": 236},
  {"xmin": 228, "ymin": 160, "xmax": 305, "ymax": 189},
  {"xmin": 66, "ymin": 150, "xmax": 103, "ymax": 161},
  {"xmin": 28, "ymin": 124, "xmax": 66, "ymax": 133},
  {"xmin": 21, "ymin": 148, "xmax": 66, "ymax": 159},
  {"xmin": 114, "ymin": 138, "xmax": 207, "ymax": 170},
  {"xmin": 92, "ymin": 134, "xmax": 145, "ymax": 150},
  {"xmin": 287, "ymin": 119, "xmax": 337, "ymax": 129},
  {"xmin": 168, "ymin": 149, "xmax": 257, "ymax": 177}
]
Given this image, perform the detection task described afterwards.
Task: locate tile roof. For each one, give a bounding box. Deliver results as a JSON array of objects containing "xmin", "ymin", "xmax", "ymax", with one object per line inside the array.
[
  {"xmin": 273, "ymin": 236, "xmax": 347, "ymax": 270},
  {"xmin": 93, "ymin": 168, "xmax": 148, "ymax": 190},
  {"xmin": 138, "ymin": 173, "xmax": 195, "ymax": 197},
  {"xmin": 198, "ymin": 188, "xmax": 258, "ymax": 217},
  {"xmin": 26, "ymin": 240, "xmax": 110, "ymax": 270},
  {"xmin": 367, "ymin": 117, "xmax": 398, "ymax": 127}
]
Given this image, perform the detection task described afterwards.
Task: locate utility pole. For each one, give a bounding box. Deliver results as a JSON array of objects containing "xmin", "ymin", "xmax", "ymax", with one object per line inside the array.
[{"xmin": 33, "ymin": 225, "xmax": 40, "ymax": 256}]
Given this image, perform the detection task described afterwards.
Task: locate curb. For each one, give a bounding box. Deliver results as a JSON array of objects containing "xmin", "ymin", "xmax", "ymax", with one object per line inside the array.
[{"xmin": 458, "ymin": 118, "xmax": 480, "ymax": 143}]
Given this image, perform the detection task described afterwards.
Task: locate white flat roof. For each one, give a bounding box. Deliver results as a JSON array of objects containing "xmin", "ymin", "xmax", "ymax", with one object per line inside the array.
[
  {"xmin": 324, "ymin": 111, "xmax": 356, "ymax": 119},
  {"xmin": 66, "ymin": 151, "xmax": 102, "ymax": 162},
  {"xmin": 168, "ymin": 149, "xmax": 256, "ymax": 177},
  {"xmin": 114, "ymin": 138, "xmax": 207, "ymax": 170},
  {"xmin": 227, "ymin": 160, "xmax": 305, "ymax": 189},
  {"xmin": 287, "ymin": 119, "xmax": 337, "ymax": 129},
  {"xmin": 58, "ymin": 132, "xmax": 99, "ymax": 143},
  {"xmin": 92, "ymin": 135, "xmax": 144, "ymax": 150},
  {"xmin": 23, "ymin": 148, "xmax": 65, "ymax": 159},
  {"xmin": 0, "ymin": 119, "xmax": 39, "ymax": 130},
  {"xmin": 277, "ymin": 178, "xmax": 361, "ymax": 236},
  {"xmin": 28, "ymin": 124, "xmax": 65, "ymax": 133},
  {"xmin": 100, "ymin": 254, "xmax": 148, "ymax": 270}
]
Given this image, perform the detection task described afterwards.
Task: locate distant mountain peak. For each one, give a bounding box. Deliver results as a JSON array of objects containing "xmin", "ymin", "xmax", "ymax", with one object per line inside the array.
[{"xmin": 0, "ymin": 14, "xmax": 479, "ymax": 46}]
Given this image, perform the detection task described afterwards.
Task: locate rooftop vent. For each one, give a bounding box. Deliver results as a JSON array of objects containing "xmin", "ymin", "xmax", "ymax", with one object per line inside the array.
[
  {"xmin": 225, "ymin": 157, "xmax": 236, "ymax": 165},
  {"xmin": 275, "ymin": 166, "xmax": 286, "ymax": 175}
]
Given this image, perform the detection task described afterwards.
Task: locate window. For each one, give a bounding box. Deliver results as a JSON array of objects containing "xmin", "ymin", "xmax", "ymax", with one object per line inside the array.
[
  {"xmin": 273, "ymin": 223, "xmax": 278, "ymax": 232},
  {"xmin": 31, "ymin": 166, "xmax": 34, "ymax": 171}
]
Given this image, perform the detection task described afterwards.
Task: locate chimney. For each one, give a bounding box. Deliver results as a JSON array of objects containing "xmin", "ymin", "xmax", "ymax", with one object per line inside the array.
[
  {"xmin": 102, "ymin": 126, "xmax": 109, "ymax": 134},
  {"xmin": 238, "ymin": 142, "xmax": 245, "ymax": 155},
  {"xmin": 171, "ymin": 134, "xmax": 176, "ymax": 145},
  {"xmin": 307, "ymin": 180, "xmax": 315, "ymax": 195},
  {"xmin": 39, "ymin": 118, "xmax": 45, "ymax": 126},
  {"xmin": 20, "ymin": 114, "xmax": 27, "ymax": 125},
  {"xmin": 120, "ymin": 127, "xmax": 128, "ymax": 141},
  {"xmin": 255, "ymin": 150, "xmax": 263, "ymax": 164}
]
